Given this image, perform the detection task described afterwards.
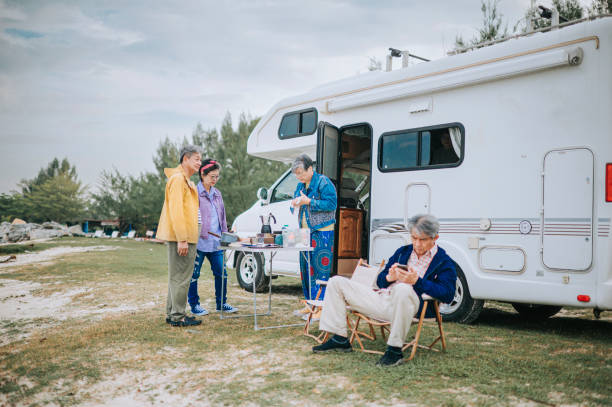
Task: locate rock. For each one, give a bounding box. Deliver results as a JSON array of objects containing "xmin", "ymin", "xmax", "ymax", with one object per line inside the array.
[
  {"xmin": 0, "ymin": 221, "xmax": 76, "ymax": 243},
  {"xmin": 42, "ymin": 221, "xmax": 67, "ymax": 230},
  {"xmin": 11, "ymin": 218, "xmax": 26, "ymax": 225},
  {"xmin": 68, "ymin": 224, "xmax": 85, "ymax": 237},
  {"xmin": 29, "ymin": 228, "xmax": 68, "ymax": 240},
  {"xmin": 0, "ymin": 222, "xmax": 10, "ymax": 243},
  {"xmin": 7, "ymin": 224, "xmax": 31, "ymax": 242}
]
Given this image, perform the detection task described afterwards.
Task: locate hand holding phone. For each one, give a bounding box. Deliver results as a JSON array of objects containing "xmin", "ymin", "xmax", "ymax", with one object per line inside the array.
[{"xmin": 396, "ymin": 264, "xmax": 418, "ymax": 284}]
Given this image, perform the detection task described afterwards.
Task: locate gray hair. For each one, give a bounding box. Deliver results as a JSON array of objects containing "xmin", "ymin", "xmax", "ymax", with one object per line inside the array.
[
  {"xmin": 179, "ymin": 145, "xmax": 201, "ymax": 163},
  {"xmin": 291, "ymin": 153, "xmax": 314, "ymax": 173},
  {"xmin": 407, "ymin": 214, "xmax": 440, "ymax": 238}
]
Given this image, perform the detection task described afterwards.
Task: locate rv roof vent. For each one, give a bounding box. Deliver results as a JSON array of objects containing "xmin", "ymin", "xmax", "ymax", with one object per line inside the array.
[{"xmin": 409, "ymin": 98, "xmax": 432, "ymax": 114}]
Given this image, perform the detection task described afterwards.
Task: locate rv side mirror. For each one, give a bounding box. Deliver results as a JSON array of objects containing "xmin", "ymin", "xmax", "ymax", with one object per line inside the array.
[{"xmin": 257, "ymin": 187, "xmax": 269, "ymax": 202}]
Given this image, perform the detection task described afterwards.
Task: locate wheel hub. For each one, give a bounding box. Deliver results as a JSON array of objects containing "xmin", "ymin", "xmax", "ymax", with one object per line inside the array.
[
  {"xmin": 239, "ymin": 255, "xmax": 256, "ymax": 284},
  {"xmin": 440, "ymin": 278, "xmax": 463, "ymax": 314}
]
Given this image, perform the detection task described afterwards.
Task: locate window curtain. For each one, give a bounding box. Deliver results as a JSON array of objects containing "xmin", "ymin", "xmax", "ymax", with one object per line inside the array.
[{"xmin": 449, "ymin": 127, "xmax": 462, "ymax": 157}]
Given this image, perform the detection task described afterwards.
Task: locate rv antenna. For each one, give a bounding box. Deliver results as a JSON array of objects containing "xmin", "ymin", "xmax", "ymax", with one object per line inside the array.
[
  {"xmin": 386, "ymin": 48, "xmax": 430, "ymax": 71},
  {"xmin": 388, "ymin": 47, "xmax": 402, "ymax": 57},
  {"xmin": 538, "ymin": 5, "xmax": 568, "ymax": 22}
]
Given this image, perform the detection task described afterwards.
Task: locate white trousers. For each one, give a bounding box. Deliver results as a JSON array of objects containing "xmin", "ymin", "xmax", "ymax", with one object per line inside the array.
[{"xmin": 319, "ymin": 276, "xmax": 420, "ymax": 348}]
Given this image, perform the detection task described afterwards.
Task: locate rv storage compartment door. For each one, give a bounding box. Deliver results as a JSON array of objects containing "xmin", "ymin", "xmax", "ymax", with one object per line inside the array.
[
  {"xmin": 542, "ymin": 148, "xmax": 594, "ymax": 271},
  {"xmin": 316, "ymin": 122, "xmax": 339, "ymax": 183}
]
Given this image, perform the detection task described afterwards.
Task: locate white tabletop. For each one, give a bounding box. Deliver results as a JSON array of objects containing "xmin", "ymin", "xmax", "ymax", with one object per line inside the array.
[{"xmin": 226, "ymin": 243, "xmax": 313, "ymax": 252}]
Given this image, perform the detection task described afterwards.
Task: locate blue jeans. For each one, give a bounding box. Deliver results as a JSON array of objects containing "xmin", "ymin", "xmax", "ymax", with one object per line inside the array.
[{"xmin": 188, "ymin": 250, "xmax": 227, "ymax": 309}]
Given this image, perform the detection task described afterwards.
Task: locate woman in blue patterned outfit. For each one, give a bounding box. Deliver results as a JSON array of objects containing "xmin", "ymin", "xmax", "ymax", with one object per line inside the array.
[
  {"xmin": 188, "ymin": 158, "xmax": 237, "ymax": 315},
  {"xmin": 290, "ymin": 154, "xmax": 337, "ymax": 318}
]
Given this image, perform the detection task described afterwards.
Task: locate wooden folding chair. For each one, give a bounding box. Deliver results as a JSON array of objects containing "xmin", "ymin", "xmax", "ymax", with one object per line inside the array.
[
  {"xmin": 349, "ymin": 293, "xmax": 447, "ymax": 360},
  {"xmin": 302, "ymin": 259, "xmax": 385, "ymax": 343},
  {"xmin": 302, "ymin": 279, "xmax": 329, "ymax": 343}
]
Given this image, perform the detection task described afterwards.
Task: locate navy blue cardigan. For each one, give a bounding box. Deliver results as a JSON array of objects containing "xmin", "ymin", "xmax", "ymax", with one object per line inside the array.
[{"xmin": 376, "ymin": 245, "xmax": 457, "ymax": 317}]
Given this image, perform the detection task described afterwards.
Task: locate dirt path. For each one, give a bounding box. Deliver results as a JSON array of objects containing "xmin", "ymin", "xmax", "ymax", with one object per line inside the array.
[{"xmin": 0, "ymin": 245, "xmax": 119, "ymax": 270}]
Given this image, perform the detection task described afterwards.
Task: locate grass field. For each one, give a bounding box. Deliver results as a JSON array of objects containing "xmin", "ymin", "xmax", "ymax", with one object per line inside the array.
[{"xmin": 0, "ymin": 237, "xmax": 610, "ymax": 406}]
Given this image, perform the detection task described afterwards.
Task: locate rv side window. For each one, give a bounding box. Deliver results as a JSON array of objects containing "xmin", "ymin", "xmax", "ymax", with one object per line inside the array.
[
  {"xmin": 270, "ymin": 172, "xmax": 299, "ymax": 203},
  {"xmin": 380, "ymin": 131, "xmax": 418, "ymax": 169},
  {"xmin": 278, "ymin": 108, "xmax": 318, "ymax": 139},
  {"xmin": 379, "ymin": 124, "xmax": 464, "ymax": 171}
]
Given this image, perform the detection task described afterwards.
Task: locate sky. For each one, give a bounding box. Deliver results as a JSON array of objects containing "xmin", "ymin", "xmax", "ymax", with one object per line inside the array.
[{"xmin": 0, "ymin": 0, "xmax": 592, "ymax": 194}]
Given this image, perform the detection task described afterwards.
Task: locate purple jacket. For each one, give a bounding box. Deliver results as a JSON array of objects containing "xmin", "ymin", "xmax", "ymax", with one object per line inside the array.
[{"xmin": 198, "ymin": 183, "xmax": 228, "ymax": 241}]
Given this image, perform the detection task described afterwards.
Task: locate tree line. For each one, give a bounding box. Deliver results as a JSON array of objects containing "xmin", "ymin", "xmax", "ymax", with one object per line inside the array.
[{"xmin": 0, "ymin": 114, "xmax": 288, "ymax": 234}]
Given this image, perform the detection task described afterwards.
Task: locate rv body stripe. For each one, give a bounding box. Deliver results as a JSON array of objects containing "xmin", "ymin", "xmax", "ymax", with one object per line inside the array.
[{"xmin": 372, "ymin": 218, "xmax": 608, "ymax": 237}]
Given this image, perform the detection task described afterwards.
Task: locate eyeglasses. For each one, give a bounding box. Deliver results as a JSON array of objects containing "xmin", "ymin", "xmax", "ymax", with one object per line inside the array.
[{"xmin": 208, "ymin": 175, "xmax": 220, "ymax": 181}]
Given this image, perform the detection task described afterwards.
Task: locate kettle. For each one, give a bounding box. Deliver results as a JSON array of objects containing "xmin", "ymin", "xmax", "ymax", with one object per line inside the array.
[{"xmin": 259, "ymin": 213, "xmax": 276, "ymax": 234}]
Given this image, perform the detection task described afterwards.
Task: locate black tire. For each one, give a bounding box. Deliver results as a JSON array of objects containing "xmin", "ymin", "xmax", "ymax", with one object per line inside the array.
[
  {"xmin": 235, "ymin": 252, "xmax": 269, "ymax": 293},
  {"xmin": 439, "ymin": 264, "xmax": 484, "ymax": 324},
  {"xmin": 511, "ymin": 303, "xmax": 562, "ymax": 320}
]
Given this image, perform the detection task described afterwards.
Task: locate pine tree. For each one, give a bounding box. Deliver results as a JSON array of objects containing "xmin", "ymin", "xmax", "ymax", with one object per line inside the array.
[
  {"xmin": 455, "ymin": 0, "xmax": 508, "ymax": 49},
  {"xmin": 213, "ymin": 113, "xmax": 288, "ymax": 224},
  {"xmin": 588, "ymin": 0, "xmax": 611, "ymax": 15},
  {"xmin": 22, "ymin": 174, "xmax": 87, "ymax": 223}
]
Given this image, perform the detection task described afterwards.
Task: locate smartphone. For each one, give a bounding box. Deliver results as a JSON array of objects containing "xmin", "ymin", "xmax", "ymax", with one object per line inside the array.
[{"xmin": 396, "ymin": 264, "xmax": 408, "ymax": 271}]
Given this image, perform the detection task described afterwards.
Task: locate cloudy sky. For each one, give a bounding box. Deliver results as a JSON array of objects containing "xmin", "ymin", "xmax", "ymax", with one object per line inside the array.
[{"xmin": 0, "ymin": 0, "xmax": 590, "ymax": 193}]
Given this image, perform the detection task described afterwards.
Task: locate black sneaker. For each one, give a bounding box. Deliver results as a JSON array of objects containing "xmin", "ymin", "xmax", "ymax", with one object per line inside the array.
[
  {"xmin": 169, "ymin": 316, "xmax": 202, "ymax": 327},
  {"xmin": 312, "ymin": 335, "xmax": 352, "ymax": 353},
  {"xmin": 166, "ymin": 315, "xmax": 197, "ymax": 324},
  {"xmin": 376, "ymin": 347, "xmax": 403, "ymax": 366}
]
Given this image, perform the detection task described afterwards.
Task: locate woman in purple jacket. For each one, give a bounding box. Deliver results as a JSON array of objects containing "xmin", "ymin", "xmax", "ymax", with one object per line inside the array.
[{"xmin": 188, "ymin": 158, "xmax": 237, "ymax": 315}]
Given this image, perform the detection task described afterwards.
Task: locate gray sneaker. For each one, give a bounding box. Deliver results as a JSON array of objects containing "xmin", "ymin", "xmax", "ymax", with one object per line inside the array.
[
  {"xmin": 191, "ymin": 304, "xmax": 209, "ymax": 316},
  {"xmin": 217, "ymin": 304, "xmax": 238, "ymax": 313}
]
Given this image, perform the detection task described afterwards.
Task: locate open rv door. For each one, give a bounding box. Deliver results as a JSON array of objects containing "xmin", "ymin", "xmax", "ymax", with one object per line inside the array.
[
  {"xmin": 316, "ymin": 122, "xmax": 340, "ymax": 183},
  {"xmin": 316, "ymin": 121, "xmax": 341, "ymax": 276}
]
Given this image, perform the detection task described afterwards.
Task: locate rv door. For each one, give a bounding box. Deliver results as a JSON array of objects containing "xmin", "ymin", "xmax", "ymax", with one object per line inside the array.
[{"xmin": 316, "ymin": 122, "xmax": 340, "ymax": 183}]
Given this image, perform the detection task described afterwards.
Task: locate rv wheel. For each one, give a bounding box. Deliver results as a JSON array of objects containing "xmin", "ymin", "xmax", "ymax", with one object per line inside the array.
[
  {"xmin": 439, "ymin": 265, "xmax": 483, "ymax": 324},
  {"xmin": 235, "ymin": 252, "xmax": 269, "ymax": 293},
  {"xmin": 511, "ymin": 303, "xmax": 562, "ymax": 320}
]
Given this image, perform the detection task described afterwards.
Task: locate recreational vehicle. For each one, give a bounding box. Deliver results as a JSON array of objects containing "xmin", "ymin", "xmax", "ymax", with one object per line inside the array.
[{"xmin": 229, "ymin": 16, "xmax": 612, "ymax": 323}]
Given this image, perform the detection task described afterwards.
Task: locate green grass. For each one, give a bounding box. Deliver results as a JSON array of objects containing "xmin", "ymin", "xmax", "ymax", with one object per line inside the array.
[
  {"xmin": 0, "ymin": 237, "xmax": 610, "ymax": 406},
  {"xmin": 0, "ymin": 242, "xmax": 51, "ymax": 255}
]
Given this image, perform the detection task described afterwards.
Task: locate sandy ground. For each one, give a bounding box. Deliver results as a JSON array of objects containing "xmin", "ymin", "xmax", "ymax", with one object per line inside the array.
[
  {"xmin": 0, "ymin": 245, "xmax": 118, "ymax": 270},
  {"xmin": 0, "ymin": 245, "xmax": 148, "ymax": 346}
]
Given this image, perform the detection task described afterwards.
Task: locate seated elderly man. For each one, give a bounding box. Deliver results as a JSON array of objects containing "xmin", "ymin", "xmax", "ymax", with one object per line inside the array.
[{"xmin": 312, "ymin": 214, "xmax": 457, "ymax": 366}]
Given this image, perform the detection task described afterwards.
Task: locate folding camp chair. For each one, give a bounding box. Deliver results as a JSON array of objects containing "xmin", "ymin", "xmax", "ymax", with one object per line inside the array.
[
  {"xmin": 301, "ymin": 279, "xmax": 329, "ymax": 343},
  {"xmin": 349, "ymin": 292, "xmax": 447, "ymax": 360},
  {"xmin": 302, "ymin": 259, "xmax": 385, "ymax": 343}
]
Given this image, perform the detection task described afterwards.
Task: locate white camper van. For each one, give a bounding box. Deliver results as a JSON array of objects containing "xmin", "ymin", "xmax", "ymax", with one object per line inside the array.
[{"xmin": 229, "ymin": 16, "xmax": 612, "ymax": 323}]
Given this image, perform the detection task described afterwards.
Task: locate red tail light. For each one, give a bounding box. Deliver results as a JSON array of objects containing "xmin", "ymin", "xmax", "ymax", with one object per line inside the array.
[
  {"xmin": 577, "ymin": 295, "xmax": 591, "ymax": 302},
  {"xmin": 607, "ymin": 163, "xmax": 612, "ymax": 202}
]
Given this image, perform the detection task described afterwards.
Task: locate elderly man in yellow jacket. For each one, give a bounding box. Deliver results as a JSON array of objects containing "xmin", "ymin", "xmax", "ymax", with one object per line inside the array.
[{"xmin": 157, "ymin": 145, "xmax": 202, "ymax": 327}]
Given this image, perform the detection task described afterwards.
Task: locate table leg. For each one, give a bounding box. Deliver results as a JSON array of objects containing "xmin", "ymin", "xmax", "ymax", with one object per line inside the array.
[
  {"xmin": 267, "ymin": 251, "xmax": 274, "ymax": 314},
  {"xmin": 220, "ymin": 251, "xmax": 225, "ymax": 320},
  {"xmin": 219, "ymin": 248, "xmax": 312, "ymax": 331},
  {"xmin": 253, "ymin": 258, "xmax": 258, "ymax": 330}
]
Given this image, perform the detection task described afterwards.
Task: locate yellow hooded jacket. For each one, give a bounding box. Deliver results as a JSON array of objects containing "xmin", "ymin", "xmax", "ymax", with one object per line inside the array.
[{"xmin": 156, "ymin": 165, "xmax": 199, "ymax": 243}]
